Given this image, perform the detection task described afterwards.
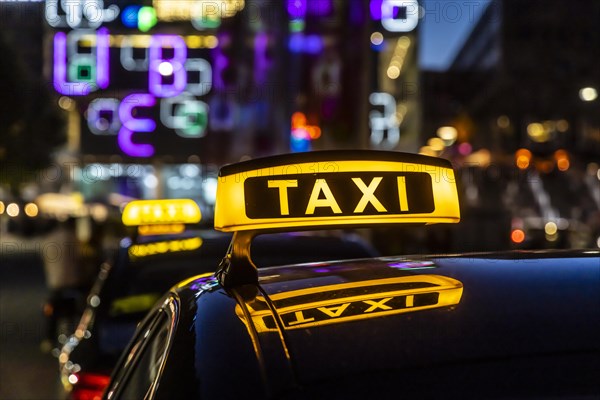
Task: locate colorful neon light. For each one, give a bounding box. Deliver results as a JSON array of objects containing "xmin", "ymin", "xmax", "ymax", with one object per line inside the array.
[
  {"xmin": 87, "ymin": 98, "xmax": 121, "ymax": 135},
  {"xmin": 254, "ymin": 33, "xmax": 270, "ymax": 85},
  {"xmin": 148, "ymin": 35, "xmax": 188, "ymax": 97},
  {"xmin": 118, "ymin": 94, "xmax": 156, "ymax": 157},
  {"xmin": 287, "ymin": 0, "xmax": 332, "ymax": 18},
  {"xmin": 185, "ymin": 58, "xmax": 212, "ymax": 95},
  {"xmin": 53, "ymin": 29, "xmax": 109, "ymax": 96},
  {"xmin": 288, "ymin": 34, "xmax": 323, "ymax": 54},
  {"xmin": 121, "ymin": 5, "xmax": 141, "ymax": 28},
  {"xmin": 369, "ymin": 92, "xmax": 400, "ymax": 149},
  {"xmin": 212, "ymin": 33, "xmax": 230, "ymax": 90},
  {"xmin": 160, "ymin": 93, "xmax": 209, "ymax": 138},
  {"xmin": 371, "ymin": 0, "xmax": 420, "ymax": 32},
  {"xmin": 45, "ymin": 0, "xmax": 119, "ymax": 29},
  {"xmin": 119, "ymin": 36, "xmax": 149, "ymax": 71},
  {"xmin": 287, "ymin": 0, "xmax": 307, "ymax": 19}
]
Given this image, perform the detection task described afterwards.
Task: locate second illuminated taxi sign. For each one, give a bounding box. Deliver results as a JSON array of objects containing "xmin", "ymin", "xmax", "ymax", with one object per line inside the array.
[
  {"xmin": 122, "ymin": 199, "xmax": 201, "ymax": 226},
  {"xmin": 215, "ymin": 151, "xmax": 460, "ymax": 231}
]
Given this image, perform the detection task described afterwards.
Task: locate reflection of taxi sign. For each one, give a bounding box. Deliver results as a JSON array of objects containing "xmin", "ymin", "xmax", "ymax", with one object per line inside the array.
[
  {"xmin": 122, "ymin": 199, "xmax": 201, "ymax": 226},
  {"xmin": 215, "ymin": 151, "xmax": 460, "ymax": 232},
  {"xmin": 128, "ymin": 237, "xmax": 203, "ymax": 258},
  {"xmin": 237, "ymin": 275, "xmax": 463, "ymax": 332}
]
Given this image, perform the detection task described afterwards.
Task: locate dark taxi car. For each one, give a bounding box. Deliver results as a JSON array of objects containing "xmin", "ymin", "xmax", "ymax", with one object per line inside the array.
[
  {"xmin": 103, "ymin": 151, "xmax": 600, "ymax": 399},
  {"xmin": 59, "ymin": 199, "xmax": 376, "ymax": 400}
]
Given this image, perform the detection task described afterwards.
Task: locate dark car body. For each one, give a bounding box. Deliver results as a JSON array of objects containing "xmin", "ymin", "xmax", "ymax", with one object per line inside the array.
[
  {"xmin": 104, "ymin": 249, "xmax": 600, "ymax": 399},
  {"xmin": 60, "ymin": 230, "xmax": 377, "ymax": 398}
]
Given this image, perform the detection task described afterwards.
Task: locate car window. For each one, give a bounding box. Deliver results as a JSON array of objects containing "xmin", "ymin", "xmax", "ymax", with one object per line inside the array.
[{"xmin": 107, "ymin": 310, "xmax": 171, "ymax": 400}]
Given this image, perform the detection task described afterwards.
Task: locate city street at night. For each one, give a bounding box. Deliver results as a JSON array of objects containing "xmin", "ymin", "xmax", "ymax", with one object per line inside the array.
[
  {"xmin": 0, "ymin": 0, "xmax": 599, "ymax": 399},
  {"xmin": 0, "ymin": 238, "xmax": 57, "ymax": 399}
]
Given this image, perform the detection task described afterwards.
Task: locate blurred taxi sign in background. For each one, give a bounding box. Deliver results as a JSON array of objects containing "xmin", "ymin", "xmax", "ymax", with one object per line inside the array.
[
  {"xmin": 121, "ymin": 199, "xmax": 201, "ymax": 227},
  {"xmin": 215, "ymin": 151, "xmax": 460, "ymax": 232}
]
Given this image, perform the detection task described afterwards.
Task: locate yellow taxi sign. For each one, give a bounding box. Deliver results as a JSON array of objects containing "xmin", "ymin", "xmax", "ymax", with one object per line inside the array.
[
  {"xmin": 122, "ymin": 199, "xmax": 201, "ymax": 226},
  {"xmin": 214, "ymin": 151, "xmax": 460, "ymax": 232}
]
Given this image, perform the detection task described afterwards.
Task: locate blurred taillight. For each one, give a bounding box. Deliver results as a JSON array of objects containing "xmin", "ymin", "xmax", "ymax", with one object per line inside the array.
[{"xmin": 70, "ymin": 372, "xmax": 110, "ymax": 400}]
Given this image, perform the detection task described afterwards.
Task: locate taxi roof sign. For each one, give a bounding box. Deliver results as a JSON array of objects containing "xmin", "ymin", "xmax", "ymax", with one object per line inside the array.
[
  {"xmin": 214, "ymin": 151, "xmax": 460, "ymax": 232},
  {"xmin": 122, "ymin": 199, "xmax": 201, "ymax": 226}
]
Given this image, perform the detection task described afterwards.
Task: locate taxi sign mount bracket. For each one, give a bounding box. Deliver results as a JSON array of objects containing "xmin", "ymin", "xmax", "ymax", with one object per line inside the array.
[{"xmin": 216, "ymin": 231, "xmax": 259, "ymax": 288}]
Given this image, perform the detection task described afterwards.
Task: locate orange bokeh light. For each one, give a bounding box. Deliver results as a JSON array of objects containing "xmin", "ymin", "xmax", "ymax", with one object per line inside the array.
[
  {"xmin": 515, "ymin": 149, "xmax": 531, "ymax": 170},
  {"xmin": 291, "ymin": 112, "xmax": 321, "ymax": 141},
  {"xmin": 511, "ymin": 229, "xmax": 525, "ymax": 244}
]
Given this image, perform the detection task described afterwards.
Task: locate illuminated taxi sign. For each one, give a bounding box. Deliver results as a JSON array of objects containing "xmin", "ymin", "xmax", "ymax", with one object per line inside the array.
[
  {"xmin": 128, "ymin": 237, "xmax": 203, "ymax": 258},
  {"xmin": 215, "ymin": 151, "xmax": 460, "ymax": 232},
  {"xmin": 238, "ymin": 275, "xmax": 463, "ymax": 332},
  {"xmin": 122, "ymin": 199, "xmax": 201, "ymax": 226},
  {"xmin": 138, "ymin": 223, "xmax": 185, "ymax": 236}
]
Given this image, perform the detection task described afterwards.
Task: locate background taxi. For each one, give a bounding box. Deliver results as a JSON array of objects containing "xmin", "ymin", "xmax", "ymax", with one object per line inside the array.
[{"xmin": 60, "ymin": 198, "xmax": 376, "ymax": 399}]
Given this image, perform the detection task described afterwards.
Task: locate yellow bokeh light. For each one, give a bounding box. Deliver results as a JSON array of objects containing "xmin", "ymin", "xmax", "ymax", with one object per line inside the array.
[
  {"xmin": 204, "ymin": 35, "xmax": 219, "ymax": 49},
  {"xmin": 58, "ymin": 96, "xmax": 75, "ymax": 111},
  {"xmin": 24, "ymin": 203, "xmax": 38, "ymax": 217},
  {"xmin": 497, "ymin": 115, "xmax": 510, "ymax": 129},
  {"xmin": 527, "ymin": 123, "xmax": 550, "ymax": 142},
  {"xmin": 544, "ymin": 222, "xmax": 558, "ymax": 236},
  {"xmin": 185, "ymin": 35, "xmax": 202, "ymax": 49},
  {"xmin": 387, "ymin": 66, "xmax": 400, "ymax": 79},
  {"xmin": 397, "ymin": 36, "xmax": 411, "ymax": 49},
  {"xmin": 436, "ymin": 126, "xmax": 458, "ymax": 141},
  {"xmin": 0, "ymin": 201, "xmax": 4, "ymax": 214},
  {"xmin": 579, "ymin": 87, "xmax": 597, "ymax": 102},
  {"xmin": 6, "ymin": 203, "xmax": 19, "ymax": 217},
  {"xmin": 427, "ymin": 137, "xmax": 445, "ymax": 152},
  {"xmin": 370, "ymin": 32, "xmax": 384, "ymax": 45},
  {"xmin": 418, "ymin": 146, "xmax": 437, "ymax": 157}
]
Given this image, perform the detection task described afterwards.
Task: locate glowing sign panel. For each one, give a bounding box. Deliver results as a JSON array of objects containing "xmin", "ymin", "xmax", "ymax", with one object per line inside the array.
[
  {"xmin": 122, "ymin": 199, "xmax": 201, "ymax": 226},
  {"xmin": 244, "ymin": 172, "xmax": 433, "ymax": 218},
  {"xmin": 214, "ymin": 151, "xmax": 460, "ymax": 232}
]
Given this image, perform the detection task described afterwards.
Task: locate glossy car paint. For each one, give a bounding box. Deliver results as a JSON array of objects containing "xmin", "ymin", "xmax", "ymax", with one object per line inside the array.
[{"xmin": 107, "ymin": 250, "xmax": 600, "ymax": 399}]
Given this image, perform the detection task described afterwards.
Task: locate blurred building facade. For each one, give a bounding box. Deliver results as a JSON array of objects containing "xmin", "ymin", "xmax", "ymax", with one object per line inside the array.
[
  {"xmin": 36, "ymin": 0, "xmax": 422, "ymax": 211},
  {"xmin": 421, "ymin": 0, "xmax": 600, "ymax": 250}
]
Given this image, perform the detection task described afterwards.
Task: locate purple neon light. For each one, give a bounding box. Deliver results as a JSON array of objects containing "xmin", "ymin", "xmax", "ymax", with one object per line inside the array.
[
  {"xmin": 288, "ymin": 34, "xmax": 323, "ymax": 54},
  {"xmin": 96, "ymin": 28, "xmax": 110, "ymax": 89},
  {"xmin": 287, "ymin": 0, "xmax": 307, "ymax": 19},
  {"xmin": 53, "ymin": 32, "xmax": 91, "ymax": 95},
  {"xmin": 118, "ymin": 93, "xmax": 156, "ymax": 157},
  {"xmin": 370, "ymin": 0, "xmax": 383, "ymax": 20},
  {"xmin": 307, "ymin": 0, "xmax": 333, "ymax": 16},
  {"xmin": 254, "ymin": 33, "xmax": 270, "ymax": 85},
  {"xmin": 148, "ymin": 35, "xmax": 188, "ymax": 98},
  {"xmin": 212, "ymin": 33, "xmax": 230, "ymax": 90},
  {"xmin": 118, "ymin": 127, "xmax": 154, "ymax": 157},
  {"xmin": 53, "ymin": 30, "xmax": 109, "ymax": 96}
]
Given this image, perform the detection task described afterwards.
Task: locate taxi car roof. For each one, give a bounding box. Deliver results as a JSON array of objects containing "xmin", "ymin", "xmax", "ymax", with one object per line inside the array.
[{"xmin": 163, "ymin": 249, "xmax": 599, "ymax": 399}]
